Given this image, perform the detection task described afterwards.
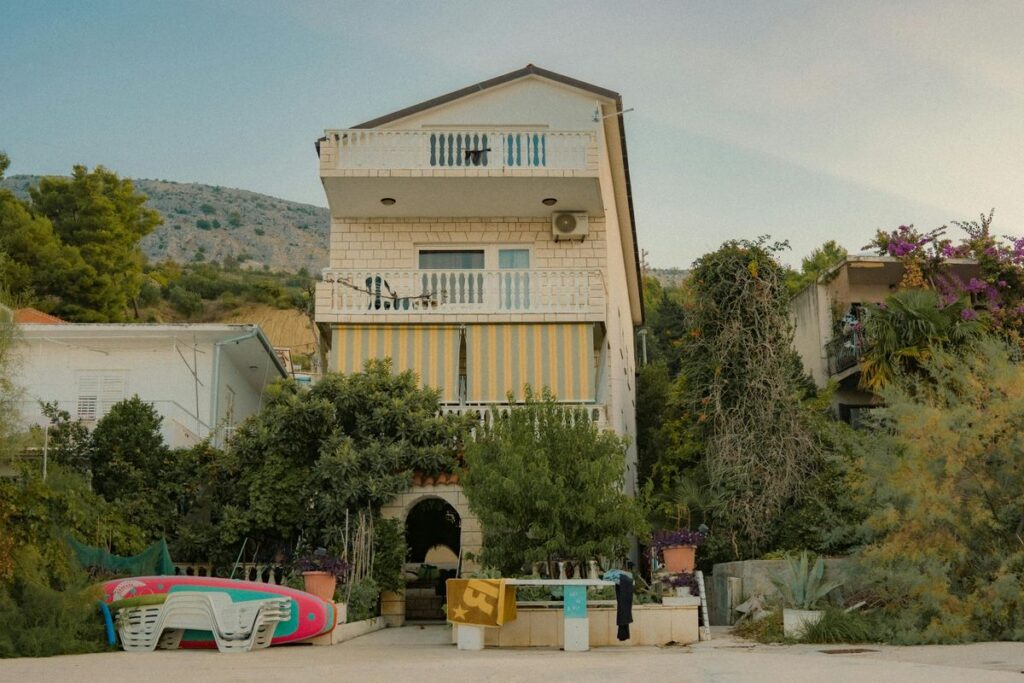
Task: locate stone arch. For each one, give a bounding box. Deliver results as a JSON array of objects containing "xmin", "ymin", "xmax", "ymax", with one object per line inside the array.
[{"xmin": 380, "ymin": 480, "xmax": 481, "ymax": 626}]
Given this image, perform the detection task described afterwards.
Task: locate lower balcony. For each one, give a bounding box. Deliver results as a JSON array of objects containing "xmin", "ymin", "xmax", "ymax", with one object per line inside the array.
[
  {"xmin": 441, "ymin": 402, "xmax": 606, "ymax": 439},
  {"xmin": 825, "ymin": 329, "xmax": 871, "ymax": 377},
  {"xmin": 315, "ymin": 268, "xmax": 604, "ymax": 323}
]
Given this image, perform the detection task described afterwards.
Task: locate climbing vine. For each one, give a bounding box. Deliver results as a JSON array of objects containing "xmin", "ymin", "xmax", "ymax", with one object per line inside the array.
[{"xmin": 680, "ymin": 238, "xmax": 823, "ymax": 557}]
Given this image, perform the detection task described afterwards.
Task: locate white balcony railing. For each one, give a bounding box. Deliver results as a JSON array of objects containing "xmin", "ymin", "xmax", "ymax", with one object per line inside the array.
[
  {"xmin": 441, "ymin": 403, "xmax": 607, "ymax": 440},
  {"xmin": 325, "ymin": 129, "xmax": 595, "ymax": 171},
  {"xmin": 318, "ymin": 268, "xmax": 600, "ymax": 316}
]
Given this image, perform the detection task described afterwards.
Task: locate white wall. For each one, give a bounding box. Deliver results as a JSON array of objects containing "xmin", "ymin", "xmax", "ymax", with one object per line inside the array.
[
  {"xmin": 379, "ymin": 77, "xmax": 604, "ymax": 132},
  {"xmin": 12, "ymin": 330, "xmax": 275, "ymax": 450},
  {"xmin": 594, "ymin": 110, "xmax": 639, "ymax": 494},
  {"xmin": 790, "ymin": 283, "xmax": 832, "ymax": 387}
]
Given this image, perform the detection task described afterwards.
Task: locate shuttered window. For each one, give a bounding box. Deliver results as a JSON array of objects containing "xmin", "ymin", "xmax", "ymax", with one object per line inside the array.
[{"xmin": 77, "ymin": 372, "xmax": 127, "ymax": 421}]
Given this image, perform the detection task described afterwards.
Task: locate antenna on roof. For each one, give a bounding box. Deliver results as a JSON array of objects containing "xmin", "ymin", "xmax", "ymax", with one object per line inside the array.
[{"xmin": 593, "ymin": 107, "xmax": 634, "ymax": 122}]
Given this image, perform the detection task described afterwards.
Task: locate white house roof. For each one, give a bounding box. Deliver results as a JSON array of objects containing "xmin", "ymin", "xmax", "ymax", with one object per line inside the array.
[{"xmin": 16, "ymin": 323, "xmax": 289, "ymax": 380}]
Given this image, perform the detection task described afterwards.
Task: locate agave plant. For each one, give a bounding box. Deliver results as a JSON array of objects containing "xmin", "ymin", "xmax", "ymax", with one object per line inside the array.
[{"xmin": 771, "ymin": 551, "xmax": 842, "ymax": 610}]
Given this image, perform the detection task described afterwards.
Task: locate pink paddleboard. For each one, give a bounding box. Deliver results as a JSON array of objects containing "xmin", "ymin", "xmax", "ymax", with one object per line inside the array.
[{"xmin": 101, "ymin": 575, "xmax": 336, "ymax": 647}]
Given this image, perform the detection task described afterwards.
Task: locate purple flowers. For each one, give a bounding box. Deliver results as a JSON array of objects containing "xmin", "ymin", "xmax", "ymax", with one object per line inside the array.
[
  {"xmin": 961, "ymin": 308, "xmax": 978, "ymax": 321},
  {"xmin": 667, "ymin": 571, "xmax": 700, "ymax": 596},
  {"xmin": 651, "ymin": 528, "xmax": 706, "ymax": 555},
  {"xmin": 296, "ymin": 551, "xmax": 350, "ymax": 579}
]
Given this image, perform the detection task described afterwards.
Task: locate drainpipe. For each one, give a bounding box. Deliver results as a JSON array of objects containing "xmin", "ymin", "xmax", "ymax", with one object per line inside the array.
[{"xmin": 211, "ymin": 327, "xmax": 289, "ymax": 447}]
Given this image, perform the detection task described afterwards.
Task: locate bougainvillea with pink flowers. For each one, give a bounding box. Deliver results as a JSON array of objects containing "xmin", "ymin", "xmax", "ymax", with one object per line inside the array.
[{"xmin": 864, "ymin": 210, "xmax": 1024, "ymax": 346}]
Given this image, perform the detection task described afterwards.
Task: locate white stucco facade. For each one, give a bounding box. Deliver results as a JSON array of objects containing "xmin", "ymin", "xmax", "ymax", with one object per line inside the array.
[{"xmin": 12, "ymin": 324, "xmax": 286, "ymax": 449}]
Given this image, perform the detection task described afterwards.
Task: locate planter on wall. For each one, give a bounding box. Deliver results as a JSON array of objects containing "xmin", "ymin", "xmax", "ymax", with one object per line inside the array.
[
  {"xmin": 302, "ymin": 571, "xmax": 337, "ymax": 602},
  {"xmin": 782, "ymin": 608, "xmax": 823, "ymax": 638},
  {"xmin": 662, "ymin": 545, "xmax": 696, "ymax": 573}
]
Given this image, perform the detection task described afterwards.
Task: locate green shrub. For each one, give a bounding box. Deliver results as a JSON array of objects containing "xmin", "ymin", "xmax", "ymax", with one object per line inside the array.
[
  {"xmin": 800, "ymin": 608, "xmax": 876, "ymax": 644},
  {"xmin": 733, "ymin": 609, "xmax": 785, "ymax": 643},
  {"xmin": 372, "ymin": 517, "xmax": 406, "ymax": 593},
  {"xmin": 196, "ymin": 219, "xmax": 211, "ymax": 230},
  {"xmin": 199, "ymin": 203, "xmax": 216, "ymax": 215},
  {"xmin": 0, "ymin": 548, "xmax": 108, "ymax": 658},
  {"xmin": 345, "ymin": 577, "xmax": 379, "ymax": 622},
  {"xmin": 166, "ymin": 285, "xmax": 202, "ymax": 317}
]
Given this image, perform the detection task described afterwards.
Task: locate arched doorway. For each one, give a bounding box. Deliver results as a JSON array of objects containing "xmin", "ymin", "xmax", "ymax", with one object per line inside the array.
[{"xmin": 403, "ymin": 497, "xmax": 461, "ymax": 621}]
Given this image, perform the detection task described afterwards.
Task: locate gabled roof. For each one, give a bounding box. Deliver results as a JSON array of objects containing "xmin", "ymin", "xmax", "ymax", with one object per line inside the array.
[
  {"xmin": 350, "ymin": 65, "xmax": 645, "ymax": 324},
  {"xmin": 352, "ymin": 64, "xmax": 620, "ymax": 129}
]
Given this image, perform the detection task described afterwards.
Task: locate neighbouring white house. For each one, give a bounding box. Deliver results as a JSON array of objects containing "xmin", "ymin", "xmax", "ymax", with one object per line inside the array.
[
  {"xmin": 314, "ymin": 65, "xmax": 644, "ymax": 624},
  {"xmin": 11, "ymin": 320, "xmax": 287, "ymax": 449}
]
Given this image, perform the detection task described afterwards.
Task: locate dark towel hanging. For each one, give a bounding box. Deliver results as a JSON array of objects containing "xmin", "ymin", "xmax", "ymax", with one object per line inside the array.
[{"xmin": 614, "ymin": 573, "xmax": 634, "ymax": 641}]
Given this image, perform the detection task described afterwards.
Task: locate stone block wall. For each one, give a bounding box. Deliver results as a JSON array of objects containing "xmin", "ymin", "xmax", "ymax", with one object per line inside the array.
[{"xmin": 328, "ymin": 216, "xmax": 607, "ymax": 273}]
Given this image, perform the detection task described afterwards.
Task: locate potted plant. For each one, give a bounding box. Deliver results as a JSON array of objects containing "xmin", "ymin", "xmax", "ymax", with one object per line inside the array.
[
  {"xmin": 651, "ymin": 528, "xmax": 705, "ymax": 573},
  {"xmin": 297, "ymin": 548, "xmax": 350, "ymax": 603},
  {"xmin": 650, "ymin": 475, "xmax": 706, "ymax": 573},
  {"xmin": 667, "ymin": 571, "xmax": 702, "ymax": 605},
  {"xmin": 771, "ymin": 551, "xmax": 843, "ymax": 638}
]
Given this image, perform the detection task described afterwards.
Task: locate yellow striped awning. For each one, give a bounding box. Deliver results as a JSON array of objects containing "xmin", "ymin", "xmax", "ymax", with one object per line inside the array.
[
  {"xmin": 333, "ymin": 325, "xmax": 460, "ymax": 402},
  {"xmin": 465, "ymin": 323, "xmax": 594, "ymax": 402}
]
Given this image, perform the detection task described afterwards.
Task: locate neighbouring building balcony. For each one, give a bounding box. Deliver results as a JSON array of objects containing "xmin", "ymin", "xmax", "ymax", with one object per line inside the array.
[
  {"xmin": 318, "ymin": 129, "xmax": 602, "ymax": 218},
  {"xmin": 825, "ymin": 329, "xmax": 871, "ymax": 377},
  {"xmin": 315, "ymin": 268, "xmax": 604, "ymax": 323}
]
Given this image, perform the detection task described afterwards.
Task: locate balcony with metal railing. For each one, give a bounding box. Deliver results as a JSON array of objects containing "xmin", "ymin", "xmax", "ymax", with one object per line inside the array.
[
  {"xmin": 315, "ymin": 268, "xmax": 604, "ymax": 323},
  {"xmin": 825, "ymin": 328, "xmax": 871, "ymax": 377},
  {"xmin": 318, "ymin": 128, "xmax": 603, "ymax": 218}
]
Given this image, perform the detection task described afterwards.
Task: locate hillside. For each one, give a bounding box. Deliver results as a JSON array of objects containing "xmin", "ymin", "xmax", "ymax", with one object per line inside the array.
[{"xmin": 1, "ymin": 176, "xmax": 330, "ymax": 273}]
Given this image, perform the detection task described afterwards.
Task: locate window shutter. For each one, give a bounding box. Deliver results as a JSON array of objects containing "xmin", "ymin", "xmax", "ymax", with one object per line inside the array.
[
  {"xmin": 77, "ymin": 372, "xmax": 126, "ymax": 421},
  {"xmin": 77, "ymin": 375, "xmax": 99, "ymax": 421},
  {"xmin": 98, "ymin": 374, "xmax": 126, "ymax": 415}
]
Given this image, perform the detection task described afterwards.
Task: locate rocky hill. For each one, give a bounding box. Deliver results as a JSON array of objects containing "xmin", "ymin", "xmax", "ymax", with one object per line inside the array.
[{"xmin": 2, "ymin": 176, "xmax": 330, "ymax": 273}]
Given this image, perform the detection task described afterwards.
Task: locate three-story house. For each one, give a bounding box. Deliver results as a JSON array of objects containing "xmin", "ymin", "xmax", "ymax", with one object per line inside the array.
[{"xmin": 314, "ymin": 65, "xmax": 643, "ymax": 623}]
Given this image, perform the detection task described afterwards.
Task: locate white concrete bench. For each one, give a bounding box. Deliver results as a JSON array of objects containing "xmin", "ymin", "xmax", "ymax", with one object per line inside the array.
[{"xmin": 456, "ymin": 579, "xmax": 615, "ymax": 652}]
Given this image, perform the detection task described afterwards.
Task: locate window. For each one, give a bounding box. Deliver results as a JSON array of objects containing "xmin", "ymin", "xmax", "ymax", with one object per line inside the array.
[
  {"xmin": 498, "ymin": 249, "xmax": 530, "ymax": 269},
  {"xmin": 77, "ymin": 372, "xmax": 126, "ymax": 421},
  {"xmin": 418, "ymin": 250, "xmax": 484, "ymax": 270}
]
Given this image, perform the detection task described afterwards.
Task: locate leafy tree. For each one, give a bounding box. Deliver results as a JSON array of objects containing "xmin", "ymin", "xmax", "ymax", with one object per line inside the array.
[
  {"xmin": 0, "ymin": 182, "xmax": 93, "ymax": 311},
  {"xmin": 851, "ymin": 341, "xmax": 1024, "ymax": 643},
  {"xmin": 37, "ymin": 402, "xmax": 91, "ymax": 474},
  {"xmin": 785, "ymin": 240, "xmax": 848, "ymax": 294},
  {"xmin": 88, "ymin": 396, "xmax": 174, "ymax": 538},
  {"xmin": 641, "ymin": 276, "xmax": 689, "ymax": 376},
  {"xmin": 460, "ymin": 389, "xmax": 647, "ymax": 574},
  {"xmin": 29, "ymin": 165, "xmax": 161, "ymax": 321},
  {"xmin": 224, "ymin": 361, "xmax": 471, "ymax": 556},
  {"xmin": 0, "ymin": 299, "xmax": 20, "ymax": 455}
]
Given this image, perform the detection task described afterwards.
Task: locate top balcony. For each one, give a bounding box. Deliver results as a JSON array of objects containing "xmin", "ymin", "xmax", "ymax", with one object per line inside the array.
[{"xmin": 318, "ymin": 129, "xmax": 603, "ymax": 219}]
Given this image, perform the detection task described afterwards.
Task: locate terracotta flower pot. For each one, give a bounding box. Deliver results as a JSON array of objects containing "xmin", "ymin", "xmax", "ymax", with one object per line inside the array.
[
  {"xmin": 302, "ymin": 570, "xmax": 337, "ymax": 602},
  {"xmin": 662, "ymin": 545, "xmax": 696, "ymax": 573}
]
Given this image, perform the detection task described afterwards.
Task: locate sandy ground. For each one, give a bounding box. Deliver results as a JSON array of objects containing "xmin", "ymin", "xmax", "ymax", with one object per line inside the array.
[{"xmin": 2, "ymin": 625, "xmax": 1023, "ymax": 683}]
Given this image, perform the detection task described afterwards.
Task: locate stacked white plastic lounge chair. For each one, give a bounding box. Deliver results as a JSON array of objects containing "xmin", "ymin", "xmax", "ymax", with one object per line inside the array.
[{"xmin": 113, "ymin": 592, "xmax": 292, "ymax": 653}]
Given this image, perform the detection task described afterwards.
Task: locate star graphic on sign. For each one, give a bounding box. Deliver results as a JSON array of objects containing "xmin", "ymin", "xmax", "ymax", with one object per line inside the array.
[{"xmin": 451, "ymin": 604, "xmax": 468, "ymax": 621}]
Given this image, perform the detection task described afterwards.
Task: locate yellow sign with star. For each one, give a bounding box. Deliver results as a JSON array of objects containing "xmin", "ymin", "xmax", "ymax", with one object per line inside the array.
[{"xmin": 445, "ymin": 579, "xmax": 518, "ymax": 627}]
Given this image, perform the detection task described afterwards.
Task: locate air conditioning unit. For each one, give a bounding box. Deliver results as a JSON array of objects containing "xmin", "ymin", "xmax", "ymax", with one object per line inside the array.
[{"xmin": 551, "ymin": 212, "xmax": 589, "ymax": 241}]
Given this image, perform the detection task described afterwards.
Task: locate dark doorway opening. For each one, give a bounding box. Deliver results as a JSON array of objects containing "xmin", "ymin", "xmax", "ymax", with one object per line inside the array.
[{"xmin": 404, "ymin": 498, "xmax": 461, "ymax": 622}]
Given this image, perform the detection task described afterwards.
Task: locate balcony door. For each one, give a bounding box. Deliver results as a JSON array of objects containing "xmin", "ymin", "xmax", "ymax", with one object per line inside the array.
[
  {"xmin": 419, "ymin": 249, "xmax": 485, "ymax": 306},
  {"xmin": 498, "ymin": 249, "xmax": 530, "ymax": 310}
]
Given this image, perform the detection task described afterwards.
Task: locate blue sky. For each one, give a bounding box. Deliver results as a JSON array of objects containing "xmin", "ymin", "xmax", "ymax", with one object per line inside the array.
[{"xmin": 3, "ymin": 0, "xmax": 1022, "ymax": 268}]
